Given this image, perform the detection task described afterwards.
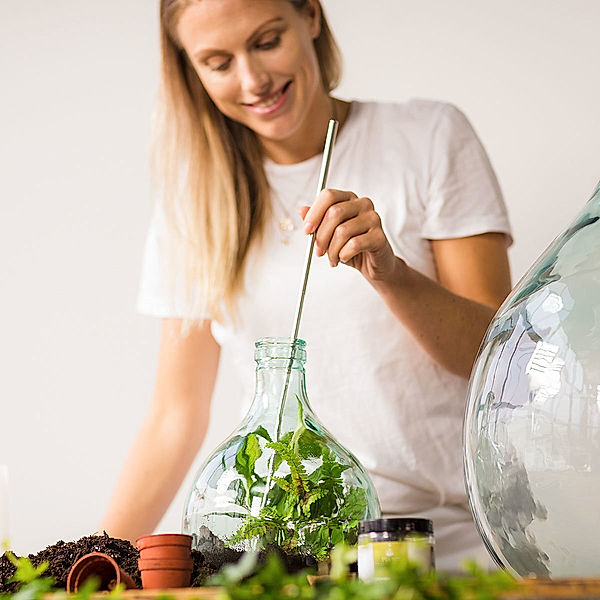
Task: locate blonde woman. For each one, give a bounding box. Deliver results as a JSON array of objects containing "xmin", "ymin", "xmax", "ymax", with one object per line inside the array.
[{"xmin": 101, "ymin": 0, "xmax": 512, "ymax": 571}]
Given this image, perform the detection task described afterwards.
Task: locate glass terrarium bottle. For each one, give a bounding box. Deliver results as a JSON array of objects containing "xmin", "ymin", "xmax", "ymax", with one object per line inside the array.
[
  {"xmin": 183, "ymin": 337, "xmax": 381, "ymax": 562},
  {"xmin": 464, "ymin": 181, "xmax": 600, "ymax": 578}
]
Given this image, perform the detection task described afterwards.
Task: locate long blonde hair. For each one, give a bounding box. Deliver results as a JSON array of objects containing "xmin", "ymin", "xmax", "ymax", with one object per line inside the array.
[{"xmin": 154, "ymin": 0, "xmax": 342, "ymax": 323}]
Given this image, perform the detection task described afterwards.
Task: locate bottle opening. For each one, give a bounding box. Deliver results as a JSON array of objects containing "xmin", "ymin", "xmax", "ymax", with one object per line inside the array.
[{"xmin": 254, "ymin": 337, "xmax": 307, "ymax": 363}]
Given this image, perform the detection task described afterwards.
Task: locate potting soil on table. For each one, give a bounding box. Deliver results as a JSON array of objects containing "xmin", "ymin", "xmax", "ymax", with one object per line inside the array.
[
  {"xmin": 0, "ymin": 533, "xmax": 145, "ymax": 592},
  {"xmin": 0, "ymin": 531, "xmax": 316, "ymax": 593}
]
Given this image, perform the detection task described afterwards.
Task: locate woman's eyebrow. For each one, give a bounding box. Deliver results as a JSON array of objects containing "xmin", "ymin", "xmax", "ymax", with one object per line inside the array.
[
  {"xmin": 193, "ymin": 17, "xmax": 286, "ymax": 60},
  {"xmin": 247, "ymin": 17, "xmax": 286, "ymax": 44}
]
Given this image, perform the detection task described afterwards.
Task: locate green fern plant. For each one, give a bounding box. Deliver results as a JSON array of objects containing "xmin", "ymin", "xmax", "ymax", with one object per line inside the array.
[{"xmin": 226, "ymin": 399, "xmax": 367, "ymax": 561}]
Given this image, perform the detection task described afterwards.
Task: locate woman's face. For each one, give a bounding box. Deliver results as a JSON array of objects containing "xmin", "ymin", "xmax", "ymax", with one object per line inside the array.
[{"xmin": 176, "ymin": 0, "xmax": 327, "ymax": 157}]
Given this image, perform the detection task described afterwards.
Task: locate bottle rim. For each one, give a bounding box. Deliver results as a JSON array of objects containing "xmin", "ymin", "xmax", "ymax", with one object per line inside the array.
[
  {"xmin": 255, "ymin": 337, "xmax": 306, "ymax": 348},
  {"xmin": 254, "ymin": 337, "xmax": 307, "ymax": 362}
]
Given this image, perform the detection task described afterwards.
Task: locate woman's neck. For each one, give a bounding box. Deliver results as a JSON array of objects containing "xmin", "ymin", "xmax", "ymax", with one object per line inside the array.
[{"xmin": 261, "ymin": 97, "xmax": 351, "ymax": 165}]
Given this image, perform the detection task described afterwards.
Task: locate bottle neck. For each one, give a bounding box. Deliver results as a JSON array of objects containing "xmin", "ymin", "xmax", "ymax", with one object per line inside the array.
[
  {"xmin": 243, "ymin": 338, "xmax": 311, "ymax": 436},
  {"xmin": 253, "ymin": 359, "xmax": 308, "ymax": 410},
  {"xmin": 243, "ymin": 358, "xmax": 311, "ymax": 438}
]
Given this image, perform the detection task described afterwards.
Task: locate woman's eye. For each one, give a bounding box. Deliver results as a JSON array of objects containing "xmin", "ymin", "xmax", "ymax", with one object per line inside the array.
[
  {"xmin": 207, "ymin": 58, "xmax": 231, "ymax": 72},
  {"xmin": 256, "ymin": 35, "xmax": 280, "ymax": 50}
]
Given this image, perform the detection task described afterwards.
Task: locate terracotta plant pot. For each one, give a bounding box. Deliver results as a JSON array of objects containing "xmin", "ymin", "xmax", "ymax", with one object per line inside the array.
[
  {"xmin": 67, "ymin": 552, "xmax": 137, "ymax": 592},
  {"xmin": 136, "ymin": 533, "xmax": 192, "ymax": 560},
  {"xmin": 137, "ymin": 557, "xmax": 193, "ymax": 589}
]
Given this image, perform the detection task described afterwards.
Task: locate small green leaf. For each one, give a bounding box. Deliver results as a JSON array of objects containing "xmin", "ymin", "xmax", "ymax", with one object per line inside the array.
[
  {"xmin": 1, "ymin": 554, "xmax": 56, "ymax": 600},
  {"xmin": 252, "ymin": 425, "xmax": 272, "ymax": 442},
  {"xmin": 235, "ymin": 433, "xmax": 262, "ymax": 488},
  {"xmin": 273, "ymin": 476, "xmax": 293, "ymax": 493},
  {"xmin": 254, "ymin": 553, "xmax": 286, "ymax": 587},
  {"xmin": 6, "ymin": 553, "xmax": 49, "ymax": 585},
  {"xmin": 329, "ymin": 543, "xmax": 358, "ymax": 581},
  {"xmin": 71, "ymin": 575, "xmax": 100, "ymax": 600},
  {"xmin": 338, "ymin": 487, "xmax": 367, "ymax": 521},
  {"xmin": 295, "ymin": 430, "xmax": 324, "ymax": 460}
]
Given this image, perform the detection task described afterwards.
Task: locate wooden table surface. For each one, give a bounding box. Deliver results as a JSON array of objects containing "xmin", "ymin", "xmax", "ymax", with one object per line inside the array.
[
  {"xmin": 504, "ymin": 578, "xmax": 600, "ymax": 599},
  {"xmin": 89, "ymin": 578, "xmax": 600, "ymax": 599}
]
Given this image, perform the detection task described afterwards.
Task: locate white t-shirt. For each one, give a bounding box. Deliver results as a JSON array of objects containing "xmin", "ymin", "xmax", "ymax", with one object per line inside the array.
[{"xmin": 138, "ymin": 99, "xmax": 512, "ymax": 571}]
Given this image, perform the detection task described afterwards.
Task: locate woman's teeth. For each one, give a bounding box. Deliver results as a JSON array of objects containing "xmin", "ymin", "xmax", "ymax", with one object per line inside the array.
[{"xmin": 253, "ymin": 89, "xmax": 284, "ymax": 108}]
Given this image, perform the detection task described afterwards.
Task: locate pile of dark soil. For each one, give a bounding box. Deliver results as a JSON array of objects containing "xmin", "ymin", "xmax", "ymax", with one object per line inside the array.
[
  {"xmin": 0, "ymin": 533, "xmax": 142, "ymax": 593},
  {"xmin": 0, "ymin": 529, "xmax": 315, "ymax": 592}
]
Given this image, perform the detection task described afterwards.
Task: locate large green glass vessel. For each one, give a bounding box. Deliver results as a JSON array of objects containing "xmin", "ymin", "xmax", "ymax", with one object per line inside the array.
[
  {"xmin": 464, "ymin": 181, "xmax": 600, "ymax": 577},
  {"xmin": 183, "ymin": 337, "xmax": 381, "ymax": 562}
]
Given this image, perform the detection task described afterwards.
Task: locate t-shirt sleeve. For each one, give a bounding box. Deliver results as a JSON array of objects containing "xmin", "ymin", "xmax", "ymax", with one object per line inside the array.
[
  {"xmin": 422, "ymin": 103, "xmax": 512, "ymax": 245},
  {"xmin": 136, "ymin": 205, "xmax": 202, "ymax": 319}
]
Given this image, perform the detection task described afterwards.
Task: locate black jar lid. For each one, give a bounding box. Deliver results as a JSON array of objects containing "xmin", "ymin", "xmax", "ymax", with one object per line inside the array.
[{"xmin": 359, "ymin": 518, "xmax": 433, "ymax": 535}]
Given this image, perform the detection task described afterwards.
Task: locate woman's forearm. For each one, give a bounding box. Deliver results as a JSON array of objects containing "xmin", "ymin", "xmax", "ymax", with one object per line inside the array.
[
  {"xmin": 371, "ymin": 256, "xmax": 498, "ymax": 379},
  {"xmin": 99, "ymin": 401, "xmax": 209, "ymax": 542},
  {"xmin": 302, "ymin": 195, "xmax": 509, "ymax": 378},
  {"xmin": 100, "ymin": 319, "xmax": 220, "ymax": 542}
]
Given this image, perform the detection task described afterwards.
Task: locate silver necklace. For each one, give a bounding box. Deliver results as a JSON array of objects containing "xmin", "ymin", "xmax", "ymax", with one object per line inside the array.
[
  {"xmin": 270, "ymin": 98, "xmax": 341, "ymax": 245},
  {"xmin": 270, "ymin": 159, "xmax": 321, "ymax": 245},
  {"xmin": 272, "ymin": 193, "xmax": 296, "ymax": 244}
]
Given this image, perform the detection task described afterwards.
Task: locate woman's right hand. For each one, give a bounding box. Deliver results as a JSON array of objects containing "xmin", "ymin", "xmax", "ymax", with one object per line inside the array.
[
  {"xmin": 299, "ymin": 188, "xmax": 399, "ymax": 285},
  {"xmin": 99, "ymin": 319, "xmax": 220, "ymax": 542}
]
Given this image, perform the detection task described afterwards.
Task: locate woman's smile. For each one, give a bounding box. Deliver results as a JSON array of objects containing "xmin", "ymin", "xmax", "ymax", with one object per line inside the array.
[{"xmin": 243, "ymin": 80, "xmax": 293, "ymax": 114}]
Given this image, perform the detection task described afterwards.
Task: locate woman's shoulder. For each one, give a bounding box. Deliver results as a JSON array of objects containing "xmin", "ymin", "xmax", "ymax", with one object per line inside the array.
[
  {"xmin": 346, "ymin": 98, "xmax": 471, "ymax": 141},
  {"xmin": 342, "ymin": 98, "xmax": 468, "ymax": 159},
  {"xmin": 350, "ymin": 98, "xmax": 458, "ymax": 122}
]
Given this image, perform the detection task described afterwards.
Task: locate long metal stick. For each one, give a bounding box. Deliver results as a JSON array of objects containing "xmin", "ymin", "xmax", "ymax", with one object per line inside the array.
[
  {"xmin": 291, "ymin": 119, "xmax": 339, "ymax": 342},
  {"xmin": 260, "ymin": 120, "xmax": 339, "ymax": 512},
  {"xmin": 274, "ymin": 119, "xmax": 339, "ymax": 443}
]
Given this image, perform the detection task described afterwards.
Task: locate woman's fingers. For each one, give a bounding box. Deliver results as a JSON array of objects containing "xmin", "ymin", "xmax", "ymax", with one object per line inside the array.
[
  {"xmin": 327, "ymin": 211, "xmax": 381, "ymax": 266},
  {"xmin": 314, "ymin": 200, "xmax": 362, "ymax": 258},
  {"xmin": 297, "ymin": 205, "xmax": 310, "ymax": 221},
  {"xmin": 339, "ymin": 227, "xmax": 388, "ymax": 265},
  {"xmin": 303, "ymin": 189, "xmax": 372, "ymax": 257},
  {"xmin": 300, "ymin": 188, "xmax": 393, "ymax": 280},
  {"xmin": 302, "ymin": 189, "xmax": 357, "ymax": 235}
]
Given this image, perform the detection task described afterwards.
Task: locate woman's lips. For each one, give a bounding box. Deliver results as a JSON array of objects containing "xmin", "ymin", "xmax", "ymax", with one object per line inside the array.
[{"xmin": 243, "ymin": 81, "xmax": 292, "ymax": 116}]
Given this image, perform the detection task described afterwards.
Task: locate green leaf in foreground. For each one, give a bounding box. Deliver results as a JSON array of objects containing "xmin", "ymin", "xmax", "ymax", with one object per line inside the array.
[
  {"xmin": 5, "ymin": 553, "xmax": 50, "ymax": 585},
  {"xmin": 212, "ymin": 545, "xmax": 517, "ymax": 600},
  {"xmin": 1, "ymin": 553, "xmax": 56, "ymax": 600},
  {"xmin": 210, "ymin": 552, "xmax": 316, "ymax": 600}
]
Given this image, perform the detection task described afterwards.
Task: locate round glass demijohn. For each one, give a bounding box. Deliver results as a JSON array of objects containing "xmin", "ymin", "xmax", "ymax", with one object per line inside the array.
[
  {"xmin": 464, "ymin": 181, "xmax": 600, "ymax": 578},
  {"xmin": 183, "ymin": 337, "xmax": 381, "ymax": 561}
]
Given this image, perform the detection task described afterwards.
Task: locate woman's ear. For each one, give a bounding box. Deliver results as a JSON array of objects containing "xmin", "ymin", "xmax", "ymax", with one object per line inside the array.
[{"xmin": 306, "ymin": 0, "xmax": 322, "ymax": 40}]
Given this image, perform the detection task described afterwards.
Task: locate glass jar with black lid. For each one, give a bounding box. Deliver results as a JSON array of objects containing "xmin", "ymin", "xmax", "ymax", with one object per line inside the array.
[{"xmin": 357, "ymin": 517, "xmax": 435, "ymax": 580}]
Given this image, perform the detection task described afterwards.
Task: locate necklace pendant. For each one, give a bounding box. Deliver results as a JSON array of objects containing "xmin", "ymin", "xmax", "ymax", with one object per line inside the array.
[
  {"xmin": 279, "ymin": 217, "xmax": 294, "ymax": 233},
  {"xmin": 278, "ymin": 217, "xmax": 294, "ymax": 245}
]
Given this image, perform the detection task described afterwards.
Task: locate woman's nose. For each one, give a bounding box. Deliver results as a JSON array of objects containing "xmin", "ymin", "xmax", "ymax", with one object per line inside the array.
[{"xmin": 238, "ymin": 56, "xmax": 271, "ymax": 96}]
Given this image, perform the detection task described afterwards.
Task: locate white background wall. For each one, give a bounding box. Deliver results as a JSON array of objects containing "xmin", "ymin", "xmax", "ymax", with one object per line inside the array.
[{"xmin": 1, "ymin": 1, "xmax": 599, "ymax": 555}]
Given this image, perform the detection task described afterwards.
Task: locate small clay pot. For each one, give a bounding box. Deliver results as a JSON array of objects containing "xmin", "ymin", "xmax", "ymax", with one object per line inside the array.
[
  {"xmin": 138, "ymin": 557, "xmax": 193, "ymax": 589},
  {"xmin": 136, "ymin": 533, "xmax": 193, "ymax": 560},
  {"xmin": 67, "ymin": 552, "xmax": 137, "ymax": 592}
]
